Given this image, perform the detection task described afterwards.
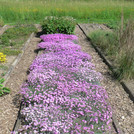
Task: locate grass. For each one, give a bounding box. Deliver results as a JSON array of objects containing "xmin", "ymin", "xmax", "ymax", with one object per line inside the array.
[
  {"xmin": 0, "ymin": 0, "xmax": 133, "ymax": 27},
  {"xmin": 89, "ymin": 30, "xmax": 119, "ymax": 59},
  {"xmin": 0, "ymin": 25, "xmax": 37, "ymax": 55},
  {"xmin": 116, "ymin": 19, "xmax": 134, "ymax": 80},
  {"xmin": 89, "ymin": 19, "xmax": 134, "ymax": 80}
]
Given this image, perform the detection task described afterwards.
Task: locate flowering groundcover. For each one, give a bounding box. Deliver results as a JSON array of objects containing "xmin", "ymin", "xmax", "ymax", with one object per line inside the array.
[{"xmin": 14, "ymin": 34, "xmax": 112, "ymax": 134}]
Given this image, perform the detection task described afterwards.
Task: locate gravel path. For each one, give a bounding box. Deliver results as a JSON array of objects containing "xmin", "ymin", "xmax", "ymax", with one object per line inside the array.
[
  {"xmin": 0, "ymin": 34, "xmax": 41, "ymax": 134},
  {"xmin": 75, "ymin": 25, "xmax": 134, "ymax": 134}
]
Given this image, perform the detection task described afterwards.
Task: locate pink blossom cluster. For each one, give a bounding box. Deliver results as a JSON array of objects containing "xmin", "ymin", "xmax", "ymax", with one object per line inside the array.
[
  {"xmin": 40, "ymin": 34, "xmax": 78, "ymax": 42},
  {"xmin": 38, "ymin": 41, "xmax": 81, "ymax": 52},
  {"xmin": 18, "ymin": 34, "xmax": 112, "ymax": 134}
]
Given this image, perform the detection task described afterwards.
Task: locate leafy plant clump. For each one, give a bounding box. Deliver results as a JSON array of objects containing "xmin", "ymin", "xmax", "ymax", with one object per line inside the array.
[
  {"xmin": 0, "ymin": 77, "xmax": 10, "ymax": 96},
  {"xmin": 41, "ymin": 16, "xmax": 76, "ymax": 34},
  {"xmin": 13, "ymin": 33, "xmax": 112, "ymax": 134}
]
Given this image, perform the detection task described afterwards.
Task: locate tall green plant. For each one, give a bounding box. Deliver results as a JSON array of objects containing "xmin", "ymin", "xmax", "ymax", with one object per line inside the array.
[
  {"xmin": 0, "ymin": 77, "xmax": 10, "ymax": 96},
  {"xmin": 117, "ymin": 19, "xmax": 134, "ymax": 80}
]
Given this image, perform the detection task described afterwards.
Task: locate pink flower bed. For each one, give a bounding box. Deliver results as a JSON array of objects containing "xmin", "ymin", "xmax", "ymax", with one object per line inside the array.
[
  {"xmin": 40, "ymin": 34, "xmax": 78, "ymax": 42},
  {"xmin": 15, "ymin": 34, "xmax": 112, "ymax": 134}
]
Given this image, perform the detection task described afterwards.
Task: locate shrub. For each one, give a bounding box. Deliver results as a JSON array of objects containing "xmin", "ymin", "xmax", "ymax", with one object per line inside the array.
[
  {"xmin": 20, "ymin": 51, "xmax": 111, "ymax": 133},
  {"xmin": 41, "ymin": 16, "xmax": 76, "ymax": 34},
  {"xmin": 40, "ymin": 33, "xmax": 78, "ymax": 42},
  {"xmin": 38, "ymin": 40, "xmax": 81, "ymax": 52}
]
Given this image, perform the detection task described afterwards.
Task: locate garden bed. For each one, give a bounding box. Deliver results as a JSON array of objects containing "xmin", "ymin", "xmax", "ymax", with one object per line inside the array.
[{"xmin": 12, "ymin": 25, "xmax": 117, "ymax": 134}]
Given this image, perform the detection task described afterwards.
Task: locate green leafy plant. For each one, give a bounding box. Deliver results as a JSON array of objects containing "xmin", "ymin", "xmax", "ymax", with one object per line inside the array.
[
  {"xmin": 89, "ymin": 18, "xmax": 134, "ymax": 80},
  {"xmin": 41, "ymin": 16, "xmax": 76, "ymax": 34},
  {"xmin": 0, "ymin": 77, "xmax": 10, "ymax": 96}
]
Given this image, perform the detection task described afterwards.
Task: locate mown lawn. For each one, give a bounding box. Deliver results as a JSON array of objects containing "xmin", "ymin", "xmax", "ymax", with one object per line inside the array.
[{"xmin": 0, "ymin": 0, "xmax": 133, "ymax": 27}]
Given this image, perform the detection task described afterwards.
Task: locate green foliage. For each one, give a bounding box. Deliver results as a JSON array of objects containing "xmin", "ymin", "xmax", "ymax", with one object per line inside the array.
[
  {"xmin": 89, "ymin": 19, "xmax": 134, "ymax": 80},
  {"xmin": 0, "ymin": 48, "xmax": 21, "ymax": 56},
  {"xmin": 41, "ymin": 16, "xmax": 76, "ymax": 34},
  {"xmin": 0, "ymin": 77, "xmax": 10, "ymax": 96},
  {"xmin": 89, "ymin": 30, "xmax": 119, "ymax": 57},
  {"xmin": 0, "ymin": 25, "xmax": 37, "ymax": 47},
  {"xmin": 0, "ymin": 25, "xmax": 36, "ymax": 56},
  {"xmin": 116, "ymin": 51, "xmax": 134, "ymax": 80},
  {"xmin": 0, "ymin": 0, "xmax": 133, "ymax": 27},
  {"xmin": 116, "ymin": 19, "xmax": 134, "ymax": 80}
]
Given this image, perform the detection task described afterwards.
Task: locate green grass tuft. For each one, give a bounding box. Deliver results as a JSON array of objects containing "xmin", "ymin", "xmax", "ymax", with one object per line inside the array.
[{"xmin": 0, "ymin": 25, "xmax": 37, "ymax": 55}]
